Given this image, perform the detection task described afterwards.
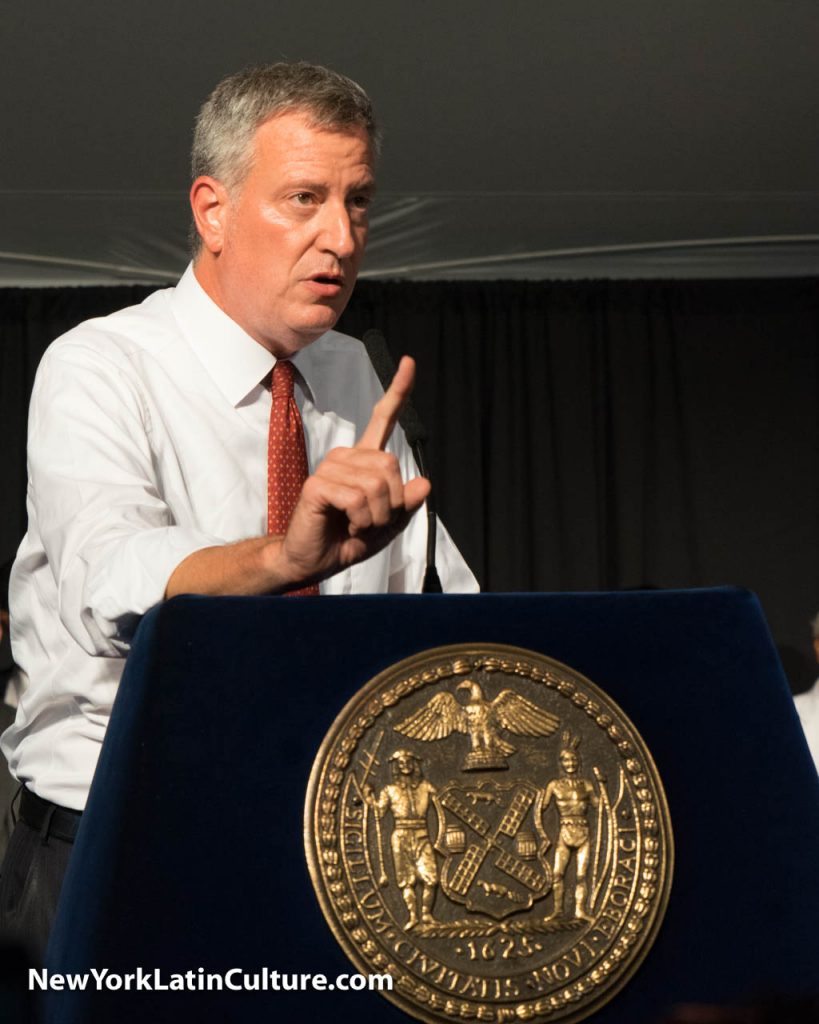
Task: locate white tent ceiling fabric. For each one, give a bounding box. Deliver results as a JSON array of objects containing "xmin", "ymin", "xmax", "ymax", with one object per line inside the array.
[
  {"xmin": 3, "ymin": 191, "xmax": 819, "ymax": 286},
  {"xmin": 2, "ymin": 2, "xmax": 818, "ymax": 285}
]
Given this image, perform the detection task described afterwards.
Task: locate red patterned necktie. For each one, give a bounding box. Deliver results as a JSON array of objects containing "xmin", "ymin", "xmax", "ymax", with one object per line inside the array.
[{"xmin": 267, "ymin": 359, "xmax": 319, "ymax": 596}]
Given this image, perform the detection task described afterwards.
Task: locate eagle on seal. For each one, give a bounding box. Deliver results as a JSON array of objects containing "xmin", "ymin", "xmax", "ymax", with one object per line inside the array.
[{"xmin": 394, "ymin": 680, "xmax": 560, "ymax": 771}]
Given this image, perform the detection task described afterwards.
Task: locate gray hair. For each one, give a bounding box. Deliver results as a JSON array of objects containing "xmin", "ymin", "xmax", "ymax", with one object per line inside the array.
[{"xmin": 191, "ymin": 61, "xmax": 380, "ymax": 192}]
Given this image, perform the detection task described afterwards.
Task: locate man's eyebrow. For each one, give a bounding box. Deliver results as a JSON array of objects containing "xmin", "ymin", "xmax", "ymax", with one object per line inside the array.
[
  {"xmin": 282, "ymin": 181, "xmax": 327, "ymax": 194},
  {"xmin": 350, "ymin": 180, "xmax": 377, "ymax": 196},
  {"xmin": 280, "ymin": 179, "xmax": 377, "ymax": 195}
]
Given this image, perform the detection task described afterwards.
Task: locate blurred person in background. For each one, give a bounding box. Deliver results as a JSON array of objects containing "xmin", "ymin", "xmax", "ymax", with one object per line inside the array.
[
  {"xmin": 793, "ymin": 611, "xmax": 819, "ymax": 770},
  {"xmin": 0, "ymin": 560, "xmax": 19, "ymax": 861}
]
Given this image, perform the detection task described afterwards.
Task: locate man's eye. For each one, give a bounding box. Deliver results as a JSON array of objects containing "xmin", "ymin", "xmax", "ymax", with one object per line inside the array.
[
  {"xmin": 350, "ymin": 194, "xmax": 371, "ymax": 211},
  {"xmin": 293, "ymin": 193, "xmax": 314, "ymax": 205}
]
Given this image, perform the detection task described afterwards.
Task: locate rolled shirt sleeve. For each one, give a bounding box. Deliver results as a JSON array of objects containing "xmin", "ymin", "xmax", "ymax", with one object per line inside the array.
[{"xmin": 24, "ymin": 341, "xmax": 225, "ymax": 657}]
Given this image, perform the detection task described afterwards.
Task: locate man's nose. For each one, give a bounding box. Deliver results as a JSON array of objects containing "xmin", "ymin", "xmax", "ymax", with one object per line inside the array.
[{"xmin": 317, "ymin": 201, "xmax": 357, "ymax": 260}]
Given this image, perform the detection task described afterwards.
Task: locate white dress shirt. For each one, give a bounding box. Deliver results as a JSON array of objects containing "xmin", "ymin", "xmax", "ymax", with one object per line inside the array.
[
  {"xmin": 794, "ymin": 679, "xmax": 819, "ymax": 772},
  {"xmin": 3, "ymin": 265, "xmax": 477, "ymax": 810}
]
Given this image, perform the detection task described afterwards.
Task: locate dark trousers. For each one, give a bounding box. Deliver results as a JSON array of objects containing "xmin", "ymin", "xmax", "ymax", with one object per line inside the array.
[
  {"xmin": 0, "ymin": 797, "xmax": 76, "ymax": 964},
  {"xmin": 0, "ymin": 702, "xmax": 19, "ymax": 865}
]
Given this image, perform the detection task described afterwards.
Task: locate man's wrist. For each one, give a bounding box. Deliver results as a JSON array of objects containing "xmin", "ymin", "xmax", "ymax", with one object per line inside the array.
[
  {"xmin": 165, "ymin": 533, "xmax": 314, "ymax": 599},
  {"xmin": 261, "ymin": 534, "xmax": 291, "ymax": 593},
  {"xmin": 262, "ymin": 533, "xmax": 324, "ymax": 595}
]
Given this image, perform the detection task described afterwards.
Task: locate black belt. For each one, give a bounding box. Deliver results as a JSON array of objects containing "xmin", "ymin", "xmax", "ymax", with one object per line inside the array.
[{"xmin": 19, "ymin": 786, "xmax": 83, "ymax": 843}]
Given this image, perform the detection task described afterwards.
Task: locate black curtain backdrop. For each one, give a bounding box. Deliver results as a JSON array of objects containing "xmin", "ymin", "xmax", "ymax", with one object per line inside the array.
[{"xmin": 2, "ymin": 278, "xmax": 818, "ymax": 689}]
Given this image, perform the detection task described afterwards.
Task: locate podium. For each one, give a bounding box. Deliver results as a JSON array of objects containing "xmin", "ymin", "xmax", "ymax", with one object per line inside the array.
[{"xmin": 44, "ymin": 590, "xmax": 819, "ymax": 1023}]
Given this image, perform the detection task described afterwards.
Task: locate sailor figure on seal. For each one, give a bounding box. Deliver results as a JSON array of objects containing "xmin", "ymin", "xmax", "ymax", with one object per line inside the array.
[{"xmin": 364, "ymin": 750, "xmax": 439, "ymax": 930}]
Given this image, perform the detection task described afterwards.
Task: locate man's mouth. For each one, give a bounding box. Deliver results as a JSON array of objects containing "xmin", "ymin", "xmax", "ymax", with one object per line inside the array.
[{"xmin": 306, "ymin": 273, "xmax": 346, "ymax": 298}]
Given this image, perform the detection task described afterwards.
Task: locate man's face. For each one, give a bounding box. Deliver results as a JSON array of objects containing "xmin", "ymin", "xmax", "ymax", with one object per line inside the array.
[
  {"xmin": 396, "ymin": 754, "xmax": 417, "ymax": 775},
  {"xmin": 560, "ymin": 751, "xmax": 579, "ymax": 775},
  {"xmin": 201, "ymin": 110, "xmax": 375, "ymax": 357}
]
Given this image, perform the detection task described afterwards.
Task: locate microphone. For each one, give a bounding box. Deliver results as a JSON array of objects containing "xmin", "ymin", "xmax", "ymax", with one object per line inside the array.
[{"xmin": 361, "ymin": 330, "xmax": 443, "ymax": 594}]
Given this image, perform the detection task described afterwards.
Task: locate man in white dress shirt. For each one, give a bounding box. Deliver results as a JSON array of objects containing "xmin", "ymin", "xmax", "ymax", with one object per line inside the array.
[
  {"xmin": 0, "ymin": 62, "xmax": 476, "ymax": 957},
  {"xmin": 794, "ymin": 612, "xmax": 819, "ymax": 771}
]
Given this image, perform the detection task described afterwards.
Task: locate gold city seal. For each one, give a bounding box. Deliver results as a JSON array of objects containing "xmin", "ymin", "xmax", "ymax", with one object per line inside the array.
[{"xmin": 304, "ymin": 644, "xmax": 673, "ymax": 1023}]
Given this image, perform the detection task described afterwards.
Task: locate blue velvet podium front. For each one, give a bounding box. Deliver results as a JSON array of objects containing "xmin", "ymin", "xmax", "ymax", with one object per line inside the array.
[{"xmin": 45, "ymin": 590, "xmax": 819, "ymax": 1023}]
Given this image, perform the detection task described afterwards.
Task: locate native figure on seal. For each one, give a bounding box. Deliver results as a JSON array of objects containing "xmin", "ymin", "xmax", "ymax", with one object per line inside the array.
[
  {"xmin": 541, "ymin": 732, "xmax": 599, "ymax": 922},
  {"xmin": 364, "ymin": 750, "xmax": 439, "ymax": 931}
]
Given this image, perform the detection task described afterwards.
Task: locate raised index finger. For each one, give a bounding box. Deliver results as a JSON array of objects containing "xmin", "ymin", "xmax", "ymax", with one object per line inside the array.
[{"xmin": 356, "ymin": 355, "xmax": 416, "ymax": 450}]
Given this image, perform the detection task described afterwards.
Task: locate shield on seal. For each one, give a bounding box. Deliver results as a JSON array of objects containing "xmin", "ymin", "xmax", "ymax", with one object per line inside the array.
[{"xmin": 434, "ymin": 779, "xmax": 552, "ymax": 919}]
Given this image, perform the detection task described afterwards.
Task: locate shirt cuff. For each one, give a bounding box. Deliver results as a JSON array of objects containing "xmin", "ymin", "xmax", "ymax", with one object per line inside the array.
[{"xmin": 77, "ymin": 527, "xmax": 226, "ymax": 655}]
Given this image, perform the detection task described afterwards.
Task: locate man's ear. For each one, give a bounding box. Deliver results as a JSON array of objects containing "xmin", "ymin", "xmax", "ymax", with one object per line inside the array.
[{"xmin": 190, "ymin": 176, "xmax": 230, "ymax": 254}]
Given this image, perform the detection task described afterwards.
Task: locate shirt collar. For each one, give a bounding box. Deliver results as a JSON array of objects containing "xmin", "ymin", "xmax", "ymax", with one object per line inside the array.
[{"xmin": 170, "ymin": 264, "xmax": 318, "ymax": 407}]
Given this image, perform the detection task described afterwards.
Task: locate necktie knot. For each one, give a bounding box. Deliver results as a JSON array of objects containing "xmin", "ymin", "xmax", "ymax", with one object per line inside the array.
[{"xmin": 271, "ymin": 359, "xmax": 295, "ymax": 399}]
